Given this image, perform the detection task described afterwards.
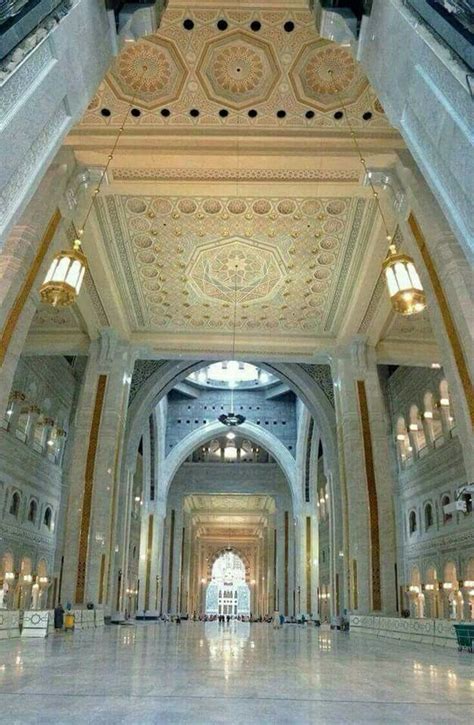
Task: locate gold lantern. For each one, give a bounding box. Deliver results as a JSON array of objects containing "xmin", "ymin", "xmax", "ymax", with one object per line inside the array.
[
  {"xmin": 40, "ymin": 238, "xmax": 87, "ymax": 307},
  {"xmin": 382, "ymin": 244, "xmax": 426, "ymax": 315},
  {"xmin": 39, "ymin": 63, "xmax": 148, "ymax": 307}
]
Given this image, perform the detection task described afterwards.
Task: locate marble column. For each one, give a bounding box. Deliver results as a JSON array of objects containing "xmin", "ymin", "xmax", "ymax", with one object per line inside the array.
[
  {"xmin": 275, "ymin": 508, "xmax": 287, "ymax": 615},
  {"xmin": 331, "ymin": 338, "xmax": 397, "ymax": 615},
  {"xmin": 60, "ymin": 330, "xmax": 136, "ymax": 612}
]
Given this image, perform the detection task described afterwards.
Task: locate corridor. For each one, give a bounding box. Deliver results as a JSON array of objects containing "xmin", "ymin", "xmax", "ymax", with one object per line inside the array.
[{"xmin": 0, "ymin": 622, "xmax": 472, "ymax": 723}]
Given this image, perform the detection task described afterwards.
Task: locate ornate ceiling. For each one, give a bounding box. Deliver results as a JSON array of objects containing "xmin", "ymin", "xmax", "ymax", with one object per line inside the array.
[
  {"xmin": 81, "ymin": 5, "xmax": 389, "ymax": 133},
  {"xmin": 95, "ymin": 193, "xmax": 376, "ymax": 337},
  {"xmin": 185, "ymin": 493, "xmax": 275, "ymax": 540},
  {"xmin": 32, "ymin": 2, "xmax": 438, "ymax": 367}
]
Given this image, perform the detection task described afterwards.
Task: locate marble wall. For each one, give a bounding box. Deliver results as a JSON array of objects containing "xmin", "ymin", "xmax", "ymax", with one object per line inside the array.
[
  {"xmin": 357, "ymin": 0, "xmax": 473, "ymax": 261},
  {"xmin": 383, "ymin": 365, "xmax": 473, "ymax": 617},
  {"xmin": 0, "ymin": 354, "xmax": 81, "ymax": 607},
  {"xmin": 0, "ymin": 0, "xmax": 114, "ymax": 245}
]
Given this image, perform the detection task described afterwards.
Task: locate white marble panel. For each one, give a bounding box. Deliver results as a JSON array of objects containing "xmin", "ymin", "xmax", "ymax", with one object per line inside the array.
[{"xmin": 21, "ymin": 609, "xmax": 49, "ymax": 637}]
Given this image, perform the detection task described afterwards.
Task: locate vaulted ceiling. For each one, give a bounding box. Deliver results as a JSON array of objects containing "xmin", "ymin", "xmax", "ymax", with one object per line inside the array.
[
  {"xmin": 25, "ymin": 1, "xmax": 439, "ymax": 366},
  {"xmin": 185, "ymin": 493, "xmax": 275, "ymax": 541}
]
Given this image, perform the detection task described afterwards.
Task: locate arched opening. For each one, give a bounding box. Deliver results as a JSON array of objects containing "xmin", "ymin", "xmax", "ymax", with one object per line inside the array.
[
  {"xmin": 205, "ymin": 551, "xmax": 250, "ymax": 618},
  {"xmin": 424, "ymin": 502, "xmax": 433, "ymax": 530},
  {"xmin": 43, "ymin": 507, "xmax": 52, "ymax": 529},
  {"xmin": 9, "ymin": 491, "xmax": 21, "ymax": 517},
  {"xmin": 27, "ymin": 499, "xmax": 38, "ymax": 523},
  {"xmin": 443, "ymin": 562, "xmax": 462, "ymax": 620},
  {"xmin": 408, "ymin": 510, "xmax": 417, "ymax": 535}
]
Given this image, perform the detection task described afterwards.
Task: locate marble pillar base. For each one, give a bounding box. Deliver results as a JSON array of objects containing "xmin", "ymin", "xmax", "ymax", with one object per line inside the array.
[
  {"xmin": 21, "ymin": 610, "xmax": 49, "ymax": 638},
  {"xmin": 0, "ymin": 610, "xmax": 20, "ymax": 639}
]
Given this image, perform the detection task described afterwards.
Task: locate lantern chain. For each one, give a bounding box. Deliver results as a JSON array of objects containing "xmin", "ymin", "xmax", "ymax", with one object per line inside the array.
[
  {"xmin": 75, "ymin": 64, "xmax": 149, "ymax": 245},
  {"xmin": 327, "ymin": 69, "xmax": 395, "ymax": 250}
]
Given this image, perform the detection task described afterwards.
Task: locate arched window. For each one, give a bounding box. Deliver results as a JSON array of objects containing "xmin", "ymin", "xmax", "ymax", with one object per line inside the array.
[
  {"xmin": 462, "ymin": 492, "xmax": 472, "ymax": 515},
  {"xmin": 409, "ymin": 405, "xmax": 426, "ymax": 452},
  {"xmin": 439, "ymin": 379, "xmax": 454, "ymax": 430},
  {"xmin": 395, "ymin": 416, "xmax": 412, "ymax": 464},
  {"xmin": 424, "ymin": 503, "xmax": 433, "ymax": 530},
  {"xmin": 409, "ymin": 510, "xmax": 417, "ymax": 534},
  {"xmin": 441, "ymin": 495, "xmax": 452, "ymax": 524},
  {"xmin": 43, "ymin": 507, "xmax": 52, "ymax": 529},
  {"xmin": 27, "ymin": 499, "xmax": 37, "ymax": 523},
  {"xmin": 9, "ymin": 491, "xmax": 20, "ymax": 517}
]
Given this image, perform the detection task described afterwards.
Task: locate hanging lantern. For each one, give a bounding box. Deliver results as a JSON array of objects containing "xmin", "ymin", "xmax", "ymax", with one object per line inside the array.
[
  {"xmin": 382, "ymin": 245, "xmax": 426, "ymax": 316},
  {"xmin": 40, "ymin": 239, "xmax": 87, "ymax": 307}
]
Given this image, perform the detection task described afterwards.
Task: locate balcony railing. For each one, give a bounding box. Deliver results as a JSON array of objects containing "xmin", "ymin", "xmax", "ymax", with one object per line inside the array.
[
  {"xmin": 405, "ymin": 0, "xmax": 474, "ymax": 70},
  {"xmin": 0, "ymin": 0, "xmax": 64, "ymax": 61}
]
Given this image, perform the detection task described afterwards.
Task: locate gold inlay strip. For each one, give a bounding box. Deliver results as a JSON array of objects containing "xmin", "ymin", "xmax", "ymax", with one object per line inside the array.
[
  {"xmin": 145, "ymin": 514, "xmax": 153, "ymax": 610},
  {"xmin": 408, "ymin": 213, "xmax": 474, "ymax": 426},
  {"xmin": 98, "ymin": 553, "xmax": 106, "ymax": 605},
  {"xmin": 167, "ymin": 510, "xmax": 175, "ymax": 613},
  {"xmin": 284, "ymin": 511, "xmax": 289, "ymax": 616},
  {"xmin": 75, "ymin": 374, "xmax": 107, "ymax": 604},
  {"xmin": 0, "ymin": 209, "xmax": 61, "ymax": 367},
  {"xmin": 306, "ymin": 516, "xmax": 311, "ymax": 613},
  {"xmin": 357, "ymin": 380, "xmax": 382, "ymax": 611}
]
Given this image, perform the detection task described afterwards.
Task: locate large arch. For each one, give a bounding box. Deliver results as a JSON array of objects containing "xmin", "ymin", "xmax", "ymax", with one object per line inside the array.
[
  {"xmin": 161, "ymin": 419, "xmax": 299, "ymax": 509},
  {"xmin": 124, "ymin": 360, "xmax": 337, "ymax": 477}
]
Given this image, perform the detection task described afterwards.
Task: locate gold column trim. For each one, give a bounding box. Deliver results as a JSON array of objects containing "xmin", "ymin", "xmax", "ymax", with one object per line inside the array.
[
  {"xmin": 98, "ymin": 553, "xmax": 106, "ymax": 605},
  {"xmin": 0, "ymin": 209, "xmax": 61, "ymax": 367},
  {"xmin": 408, "ymin": 213, "xmax": 474, "ymax": 426},
  {"xmin": 306, "ymin": 516, "xmax": 311, "ymax": 613},
  {"xmin": 145, "ymin": 514, "xmax": 153, "ymax": 611},
  {"xmin": 356, "ymin": 380, "xmax": 382, "ymax": 611},
  {"xmin": 284, "ymin": 511, "xmax": 289, "ymax": 616},
  {"xmin": 167, "ymin": 510, "xmax": 175, "ymax": 613},
  {"xmin": 75, "ymin": 374, "xmax": 107, "ymax": 604}
]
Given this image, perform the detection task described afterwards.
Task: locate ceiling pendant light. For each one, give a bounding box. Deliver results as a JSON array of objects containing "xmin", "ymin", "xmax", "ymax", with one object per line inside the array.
[
  {"xmin": 327, "ymin": 70, "xmax": 426, "ymax": 317},
  {"xmin": 40, "ymin": 65, "xmax": 148, "ymax": 307},
  {"xmin": 218, "ymin": 262, "xmax": 246, "ymax": 428},
  {"xmin": 382, "ymin": 244, "xmax": 426, "ymax": 315},
  {"xmin": 39, "ymin": 237, "xmax": 87, "ymax": 307}
]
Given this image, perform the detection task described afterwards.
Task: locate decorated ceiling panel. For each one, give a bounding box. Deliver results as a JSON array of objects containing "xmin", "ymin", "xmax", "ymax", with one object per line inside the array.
[
  {"xmin": 95, "ymin": 193, "xmax": 375, "ymax": 337},
  {"xmin": 82, "ymin": 5, "xmax": 389, "ymax": 132}
]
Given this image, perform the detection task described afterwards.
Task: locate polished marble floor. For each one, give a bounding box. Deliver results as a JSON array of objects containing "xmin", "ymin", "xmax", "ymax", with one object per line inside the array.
[{"xmin": 0, "ymin": 621, "xmax": 472, "ymax": 723}]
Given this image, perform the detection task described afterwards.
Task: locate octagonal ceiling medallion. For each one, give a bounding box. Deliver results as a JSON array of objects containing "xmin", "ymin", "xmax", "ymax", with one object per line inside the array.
[
  {"xmin": 196, "ymin": 30, "xmax": 280, "ymax": 110},
  {"xmin": 188, "ymin": 238, "xmax": 286, "ymax": 305},
  {"xmin": 108, "ymin": 37, "xmax": 188, "ymax": 110},
  {"xmin": 290, "ymin": 39, "xmax": 367, "ymax": 112}
]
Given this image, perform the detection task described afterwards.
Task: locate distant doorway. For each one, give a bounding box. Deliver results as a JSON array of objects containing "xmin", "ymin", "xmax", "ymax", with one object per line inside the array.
[{"xmin": 205, "ymin": 551, "xmax": 250, "ymax": 617}]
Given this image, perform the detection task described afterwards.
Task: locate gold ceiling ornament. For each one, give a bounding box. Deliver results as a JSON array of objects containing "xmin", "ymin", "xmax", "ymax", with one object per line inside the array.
[
  {"xmin": 327, "ymin": 69, "xmax": 426, "ymax": 317},
  {"xmin": 40, "ymin": 65, "xmax": 149, "ymax": 307}
]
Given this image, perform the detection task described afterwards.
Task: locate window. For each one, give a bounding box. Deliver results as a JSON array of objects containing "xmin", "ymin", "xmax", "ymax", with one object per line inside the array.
[
  {"xmin": 462, "ymin": 493, "xmax": 472, "ymax": 514},
  {"xmin": 424, "ymin": 504, "xmax": 433, "ymax": 530},
  {"xmin": 409, "ymin": 510, "xmax": 417, "ymax": 534},
  {"xmin": 9, "ymin": 492, "xmax": 20, "ymax": 517},
  {"xmin": 43, "ymin": 507, "xmax": 52, "ymax": 528},
  {"xmin": 441, "ymin": 495, "xmax": 452, "ymax": 524},
  {"xmin": 27, "ymin": 500, "xmax": 37, "ymax": 523}
]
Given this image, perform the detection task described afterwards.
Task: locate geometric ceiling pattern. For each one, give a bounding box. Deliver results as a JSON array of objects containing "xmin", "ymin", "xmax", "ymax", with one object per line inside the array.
[
  {"xmin": 95, "ymin": 194, "xmax": 374, "ymax": 336},
  {"xmin": 185, "ymin": 494, "xmax": 275, "ymax": 539},
  {"xmin": 82, "ymin": 5, "xmax": 389, "ymax": 132}
]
